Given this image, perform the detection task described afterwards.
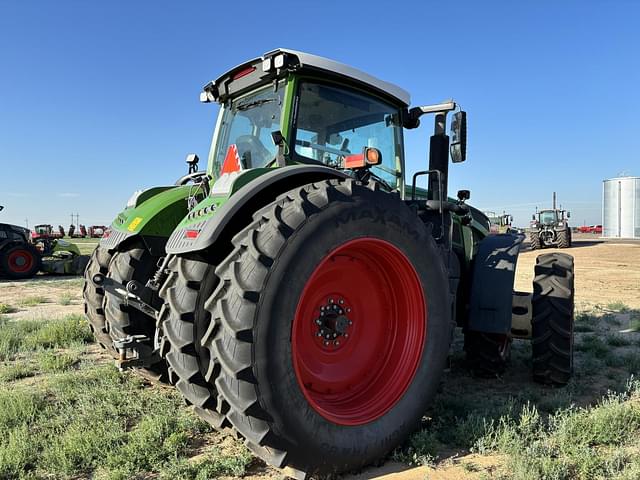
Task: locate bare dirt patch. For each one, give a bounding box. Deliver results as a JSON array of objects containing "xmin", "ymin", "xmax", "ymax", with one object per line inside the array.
[
  {"xmin": 515, "ymin": 240, "xmax": 640, "ymax": 309},
  {"xmin": 0, "ymin": 276, "xmax": 84, "ymax": 320}
]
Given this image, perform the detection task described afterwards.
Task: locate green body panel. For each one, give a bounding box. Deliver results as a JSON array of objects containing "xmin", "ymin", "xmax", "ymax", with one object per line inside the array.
[{"xmin": 109, "ymin": 185, "xmax": 199, "ymax": 238}]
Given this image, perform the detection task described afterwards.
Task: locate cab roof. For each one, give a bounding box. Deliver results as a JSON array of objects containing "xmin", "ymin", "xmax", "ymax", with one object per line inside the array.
[{"xmin": 206, "ymin": 48, "xmax": 411, "ymax": 107}]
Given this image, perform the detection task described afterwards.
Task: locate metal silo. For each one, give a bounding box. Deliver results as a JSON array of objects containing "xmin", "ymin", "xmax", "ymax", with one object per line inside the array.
[{"xmin": 602, "ymin": 176, "xmax": 640, "ymax": 238}]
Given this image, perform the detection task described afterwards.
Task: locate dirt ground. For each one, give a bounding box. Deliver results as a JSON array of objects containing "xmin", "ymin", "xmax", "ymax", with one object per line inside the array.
[
  {"xmin": 1, "ymin": 238, "xmax": 638, "ymax": 479},
  {"xmin": 515, "ymin": 237, "xmax": 640, "ymax": 310}
]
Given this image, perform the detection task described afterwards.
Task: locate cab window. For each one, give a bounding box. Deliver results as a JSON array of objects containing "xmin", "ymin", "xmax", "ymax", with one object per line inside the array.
[{"xmin": 293, "ymin": 81, "xmax": 403, "ymax": 188}]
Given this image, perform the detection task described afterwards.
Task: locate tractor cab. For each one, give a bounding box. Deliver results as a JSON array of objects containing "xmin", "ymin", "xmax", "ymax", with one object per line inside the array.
[
  {"xmin": 200, "ymin": 49, "xmax": 411, "ymax": 194},
  {"xmin": 534, "ymin": 209, "xmax": 569, "ymax": 226}
]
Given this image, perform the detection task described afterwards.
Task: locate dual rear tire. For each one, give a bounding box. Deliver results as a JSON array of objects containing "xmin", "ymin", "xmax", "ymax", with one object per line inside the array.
[{"xmin": 160, "ymin": 179, "xmax": 452, "ymax": 476}]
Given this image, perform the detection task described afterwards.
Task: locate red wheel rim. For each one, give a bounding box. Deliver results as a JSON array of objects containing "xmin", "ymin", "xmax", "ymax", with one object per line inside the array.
[
  {"xmin": 7, "ymin": 249, "xmax": 35, "ymax": 273},
  {"xmin": 292, "ymin": 237, "xmax": 426, "ymax": 426}
]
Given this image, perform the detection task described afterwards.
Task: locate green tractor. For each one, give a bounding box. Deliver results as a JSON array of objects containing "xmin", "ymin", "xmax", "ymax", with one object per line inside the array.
[
  {"xmin": 84, "ymin": 49, "xmax": 575, "ymax": 477},
  {"xmin": 529, "ymin": 193, "xmax": 572, "ymax": 249}
]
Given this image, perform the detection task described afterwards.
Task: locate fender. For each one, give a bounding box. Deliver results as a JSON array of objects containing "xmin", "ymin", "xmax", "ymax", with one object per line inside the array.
[
  {"xmin": 100, "ymin": 185, "xmax": 195, "ymax": 255},
  {"xmin": 467, "ymin": 233, "xmax": 525, "ymax": 334},
  {"xmin": 166, "ymin": 165, "xmax": 349, "ymax": 255}
]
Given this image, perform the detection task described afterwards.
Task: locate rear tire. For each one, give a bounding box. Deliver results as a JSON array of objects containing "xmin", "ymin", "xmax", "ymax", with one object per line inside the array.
[
  {"xmin": 104, "ymin": 243, "xmax": 167, "ymax": 382},
  {"xmin": 529, "ymin": 232, "xmax": 541, "ymax": 250},
  {"xmin": 83, "ymin": 246, "xmax": 115, "ymax": 352},
  {"xmin": 158, "ymin": 256, "xmax": 227, "ymax": 427},
  {"xmin": 1, "ymin": 244, "xmax": 41, "ymax": 279},
  {"xmin": 186, "ymin": 179, "xmax": 451, "ymax": 476},
  {"xmin": 532, "ymin": 252, "xmax": 574, "ymax": 385}
]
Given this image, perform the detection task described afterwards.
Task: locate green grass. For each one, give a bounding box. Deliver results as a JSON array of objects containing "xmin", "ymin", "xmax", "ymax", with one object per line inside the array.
[
  {"xmin": 607, "ymin": 301, "xmax": 631, "ymax": 313},
  {"xmin": 18, "ymin": 295, "xmax": 48, "ymax": 307},
  {"xmin": 0, "ymin": 303, "xmax": 17, "ymax": 314},
  {"xmin": 0, "ymin": 364, "xmax": 252, "ymax": 479},
  {"xmin": 0, "ymin": 361, "xmax": 36, "ymax": 382},
  {"xmin": 0, "ymin": 312, "xmax": 253, "ymax": 479},
  {"xmin": 58, "ymin": 292, "xmax": 75, "ymax": 305},
  {"xmin": 475, "ymin": 379, "xmax": 640, "ymax": 479},
  {"xmin": 0, "ymin": 314, "xmax": 92, "ymax": 361},
  {"xmin": 37, "ymin": 351, "xmax": 79, "ymax": 373}
]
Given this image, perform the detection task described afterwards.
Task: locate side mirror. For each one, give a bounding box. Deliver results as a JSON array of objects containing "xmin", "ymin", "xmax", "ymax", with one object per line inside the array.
[
  {"xmin": 457, "ymin": 189, "xmax": 470, "ymax": 202},
  {"xmin": 567, "ymin": 211, "xmax": 571, "ymax": 218},
  {"xmin": 532, "ymin": 214, "xmax": 536, "ymax": 221},
  {"xmin": 186, "ymin": 153, "xmax": 199, "ymax": 174},
  {"xmin": 450, "ymin": 111, "xmax": 467, "ymax": 163}
]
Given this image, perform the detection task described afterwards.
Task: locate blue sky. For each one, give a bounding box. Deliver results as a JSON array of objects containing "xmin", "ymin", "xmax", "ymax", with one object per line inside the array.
[{"xmin": 1, "ymin": 1, "xmax": 638, "ymax": 228}]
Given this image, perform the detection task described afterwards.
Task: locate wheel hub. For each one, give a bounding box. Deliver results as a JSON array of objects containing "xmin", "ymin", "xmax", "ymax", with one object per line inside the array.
[{"xmin": 315, "ymin": 298, "xmax": 352, "ymax": 347}]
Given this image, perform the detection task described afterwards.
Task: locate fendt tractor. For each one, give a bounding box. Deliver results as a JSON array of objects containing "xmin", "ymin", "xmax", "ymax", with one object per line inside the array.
[
  {"xmin": 84, "ymin": 49, "xmax": 575, "ymax": 477},
  {"xmin": 530, "ymin": 192, "xmax": 572, "ymax": 249}
]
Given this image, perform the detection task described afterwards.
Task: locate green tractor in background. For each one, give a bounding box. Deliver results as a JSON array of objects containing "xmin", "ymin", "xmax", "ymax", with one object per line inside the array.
[
  {"xmin": 84, "ymin": 49, "xmax": 575, "ymax": 477},
  {"xmin": 529, "ymin": 193, "xmax": 572, "ymax": 249}
]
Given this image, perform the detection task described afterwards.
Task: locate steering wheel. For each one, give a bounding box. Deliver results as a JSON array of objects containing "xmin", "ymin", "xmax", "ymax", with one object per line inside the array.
[{"xmin": 235, "ymin": 135, "xmax": 272, "ymax": 168}]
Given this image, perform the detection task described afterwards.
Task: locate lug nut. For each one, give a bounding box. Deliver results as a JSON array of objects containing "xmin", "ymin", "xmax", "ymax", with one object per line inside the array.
[
  {"xmin": 329, "ymin": 298, "xmax": 333, "ymax": 303},
  {"xmin": 324, "ymin": 341, "xmax": 329, "ymax": 346},
  {"xmin": 347, "ymin": 308, "xmax": 351, "ymax": 313},
  {"xmin": 348, "ymin": 320, "xmax": 352, "ymax": 325},
  {"xmin": 316, "ymin": 319, "xmax": 322, "ymax": 325},
  {"xmin": 335, "ymin": 341, "xmax": 340, "ymax": 346},
  {"xmin": 339, "ymin": 299, "xmax": 344, "ymax": 304}
]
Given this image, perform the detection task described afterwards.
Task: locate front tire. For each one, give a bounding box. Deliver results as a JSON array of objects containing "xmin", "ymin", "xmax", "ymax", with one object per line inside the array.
[
  {"xmin": 199, "ymin": 179, "xmax": 451, "ymax": 476},
  {"xmin": 532, "ymin": 253, "xmax": 574, "ymax": 385}
]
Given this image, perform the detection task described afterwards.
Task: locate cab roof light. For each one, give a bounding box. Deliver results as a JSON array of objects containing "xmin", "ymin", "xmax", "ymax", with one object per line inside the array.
[
  {"xmin": 232, "ymin": 66, "xmax": 256, "ymax": 80},
  {"xmin": 184, "ymin": 229, "xmax": 200, "ymax": 239}
]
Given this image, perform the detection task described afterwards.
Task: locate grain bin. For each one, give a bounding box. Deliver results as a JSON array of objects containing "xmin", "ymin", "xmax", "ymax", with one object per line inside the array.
[{"xmin": 602, "ymin": 176, "xmax": 640, "ymax": 238}]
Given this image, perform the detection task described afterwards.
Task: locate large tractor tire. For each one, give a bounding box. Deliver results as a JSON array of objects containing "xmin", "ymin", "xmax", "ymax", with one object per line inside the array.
[
  {"xmin": 179, "ymin": 179, "xmax": 452, "ymax": 477},
  {"xmin": 556, "ymin": 229, "xmax": 570, "ymax": 248},
  {"xmin": 464, "ymin": 331, "xmax": 511, "ymax": 376},
  {"xmin": 529, "ymin": 231, "xmax": 541, "ymax": 250},
  {"xmin": 531, "ymin": 252, "xmax": 574, "ymax": 385},
  {"xmin": 104, "ymin": 242, "xmax": 167, "ymax": 382},
  {"xmin": 158, "ymin": 256, "xmax": 226, "ymax": 427},
  {"xmin": 0, "ymin": 244, "xmax": 41, "ymax": 279},
  {"xmin": 83, "ymin": 246, "xmax": 116, "ymax": 351}
]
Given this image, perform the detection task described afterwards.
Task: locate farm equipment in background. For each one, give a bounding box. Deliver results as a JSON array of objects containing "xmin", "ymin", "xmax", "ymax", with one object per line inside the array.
[
  {"xmin": 68, "ymin": 224, "xmax": 88, "ymax": 238},
  {"xmin": 88, "ymin": 225, "xmax": 107, "ymax": 238},
  {"xmin": 84, "ymin": 49, "xmax": 575, "ymax": 478},
  {"xmin": 530, "ymin": 193, "xmax": 572, "ymax": 249},
  {"xmin": 31, "ymin": 224, "xmax": 63, "ymax": 241},
  {"xmin": 485, "ymin": 211, "xmax": 515, "ymax": 234},
  {"xmin": 0, "ymin": 206, "xmax": 89, "ymax": 279},
  {"xmin": 578, "ymin": 224, "xmax": 602, "ymax": 234}
]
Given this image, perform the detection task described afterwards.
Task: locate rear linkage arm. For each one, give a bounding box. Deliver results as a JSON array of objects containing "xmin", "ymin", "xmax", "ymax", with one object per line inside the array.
[{"xmin": 91, "ymin": 256, "xmax": 171, "ymax": 370}]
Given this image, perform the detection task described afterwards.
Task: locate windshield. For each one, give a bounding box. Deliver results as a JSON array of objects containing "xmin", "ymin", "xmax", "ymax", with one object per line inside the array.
[
  {"xmin": 293, "ymin": 81, "xmax": 403, "ymax": 188},
  {"xmin": 539, "ymin": 211, "xmax": 557, "ymax": 224},
  {"xmin": 211, "ymin": 83, "xmax": 284, "ymax": 176}
]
